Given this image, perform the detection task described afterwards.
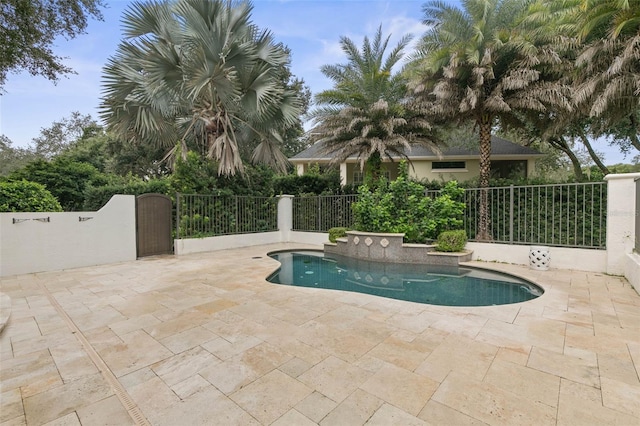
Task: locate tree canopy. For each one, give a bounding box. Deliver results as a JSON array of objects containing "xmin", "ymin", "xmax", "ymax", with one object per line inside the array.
[{"xmin": 0, "ymin": 0, "xmax": 105, "ymax": 88}]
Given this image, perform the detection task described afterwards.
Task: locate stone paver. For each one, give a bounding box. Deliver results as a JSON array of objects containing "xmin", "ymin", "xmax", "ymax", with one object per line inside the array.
[{"xmin": 1, "ymin": 243, "xmax": 639, "ymax": 425}]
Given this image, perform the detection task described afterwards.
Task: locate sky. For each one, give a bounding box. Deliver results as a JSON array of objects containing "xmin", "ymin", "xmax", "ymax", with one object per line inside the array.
[{"xmin": 0, "ymin": 0, "xmax": 631, "ymax": 165}]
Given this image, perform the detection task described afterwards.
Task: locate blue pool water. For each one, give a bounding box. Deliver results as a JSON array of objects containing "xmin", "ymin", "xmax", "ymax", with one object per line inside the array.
[{"xmin": 267, "ymin": 251, "xmax": 543, "ymax": 307}]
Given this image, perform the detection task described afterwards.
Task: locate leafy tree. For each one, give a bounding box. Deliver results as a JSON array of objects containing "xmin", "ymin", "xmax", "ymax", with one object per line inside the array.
[
  {"xmin": 59, "ymin": 132, "xmax": 110, "ymax": 173},
  {"xmin": 9, "ymin": 157, "xmax": 106, "ymax": 210},
  {"xmin": 592, "ymin": 109, "xmax": 640, "ymax": 156},
  {"xmin": 168, "ymin": 150, "xmax": 276, "ymax": 196},
  {"xmin": 0, "ymin": 135, "xmax": 37, "ymax": 175},
  {"xmin": 103, "ymin": 136, "xmax": 170, "ymax": 178},
  {"xmin": 0, "ymin": 180, "xmax": 62, "ymax": 212},
  {"xmin": 101, "ymin": 0, "xmax": 303, "ymax": 176},
  {"xmin": 309, "ymin": 26, "xmax": 439, "ymax": 183},
  {"xmin": 410, "ymin": 0, "xmax": 570, "ymax": 240},
  {"xmin": 523, "ymin": 0, "xmax": 639, "ymax": 170},
  {"xmin": 0, "ymin": 0, "xmax": 105, "ymax": 88},
  {"xmin": 30, "ymin": 111, "xmax": 98, "ymax": 160}
]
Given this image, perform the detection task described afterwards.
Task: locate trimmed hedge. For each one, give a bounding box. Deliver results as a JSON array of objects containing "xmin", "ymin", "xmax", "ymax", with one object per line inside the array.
[
  {"xmin": 328, "ymin": 227, "xmax": 348, "ymax": 243},
  {"xmin": 0, "ymin": 180, "xmax": 63, "ymax": 212},
  {"xmin": 436, "ymin": 230, "xmax": 467, "ymax": 252},
  {"xmin": 83, "ymin": 178, "xmax": 170, "ymax": 210}
]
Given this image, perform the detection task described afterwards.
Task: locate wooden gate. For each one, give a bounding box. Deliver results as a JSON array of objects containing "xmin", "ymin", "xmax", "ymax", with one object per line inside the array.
[{"xmin": 136, "ymin": 193, "xmax": 173, "ymax": 257}]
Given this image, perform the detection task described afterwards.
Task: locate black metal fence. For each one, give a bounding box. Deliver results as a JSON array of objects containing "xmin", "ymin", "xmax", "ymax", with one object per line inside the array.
[
  {"xmin": 459, "ymin": 183, "xmax": 607, "ymax": 248},
  {"xmin": 292, "ymin": 194, "xmax": 358, "ymax": 232},
  {"xmin": 308, "ymin": 182, "xmax": 607, "ymax": 249},
  {"xmin": 176, "ymin": 182, "xmax": 607, "ymax": 249},
  {"xmin": 175, "ymin": 194, "xmax": 278, "ymax": 239}
]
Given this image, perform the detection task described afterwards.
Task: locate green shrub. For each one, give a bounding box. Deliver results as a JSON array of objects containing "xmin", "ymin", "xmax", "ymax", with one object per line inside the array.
[
  {"xmin": 169, "ymin": 151, "xmax": 276, "ymax": 196},
  {"xmin": 328, "ymin": 227, "xmax": 348, "ymax": 243},
  {"xmin": 9, "ymin": 158, "xmax": 106, "ymax": 211},
  {"xmin": 83, "ymin": 177, "xmax": 171, "ymax": 210},
  {"xmin": 351, "ymin": 161, "xmax": 465, "ymax": 243},
  {"xmin": 436, "ymin": 230, "xmax": 467, "ymax": 252},
  {"xmin": 0, "ymin": 180, "xmax": 62, "ymax": 212},
  {"xmin": 273, "ymin": 168, "xmax": 346, "ymax": 195}
]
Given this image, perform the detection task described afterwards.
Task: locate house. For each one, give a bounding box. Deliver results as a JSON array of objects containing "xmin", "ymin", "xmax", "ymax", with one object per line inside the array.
[{"xmin": 289, "ymin": 136, "xmax": 544, "ymax": 185}]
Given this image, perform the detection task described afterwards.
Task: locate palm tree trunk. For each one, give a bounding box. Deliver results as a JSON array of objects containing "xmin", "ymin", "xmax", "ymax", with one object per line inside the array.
[
  {"xmin": 476, "ymin": 116, "xmax": 492, "ymax": 241},
  {"xmin": 364, "ymin": 151, "xmax": 383, "ymax": 187},
  {"xmin": 578, "ymin": 130, "xmax": 609, "ymax": 175}
]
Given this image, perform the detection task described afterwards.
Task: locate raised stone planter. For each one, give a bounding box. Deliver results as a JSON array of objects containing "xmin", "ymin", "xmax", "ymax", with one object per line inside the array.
[{"xmin": 324, "ymin": 230, "xmax": 472, "ymax": 266}]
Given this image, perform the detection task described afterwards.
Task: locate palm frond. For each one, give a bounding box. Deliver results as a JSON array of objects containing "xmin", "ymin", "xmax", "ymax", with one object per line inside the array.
[{"xmin": 101, "ymin": 0, "xmax": 302, "ymax": 176}]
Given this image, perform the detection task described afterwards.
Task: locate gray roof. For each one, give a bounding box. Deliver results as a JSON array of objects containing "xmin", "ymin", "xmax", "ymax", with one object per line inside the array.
[{"xmin": 290, "ymin": 135, "xmax": 543, "ymax": 162}]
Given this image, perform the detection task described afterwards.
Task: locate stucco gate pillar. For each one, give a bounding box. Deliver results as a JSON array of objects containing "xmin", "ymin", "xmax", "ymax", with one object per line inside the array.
[
  {"xmin": 605, "ymin": 173, "xmax": 640, "ymax": 275},
  {"xmin": 277, "ymin": 195, "xmax": 294, "ymax": 243}
]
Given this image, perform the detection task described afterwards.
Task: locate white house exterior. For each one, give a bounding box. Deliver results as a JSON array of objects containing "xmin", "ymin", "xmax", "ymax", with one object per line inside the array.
[{"xmin": 290, "ymin": 136, "xmax": 544, "ymax": 185}]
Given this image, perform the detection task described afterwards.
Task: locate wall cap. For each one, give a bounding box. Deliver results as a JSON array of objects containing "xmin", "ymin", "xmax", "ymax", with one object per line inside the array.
[{"xmin": 604, "ymin": 172, "xmax": 640, "ymax": 181}]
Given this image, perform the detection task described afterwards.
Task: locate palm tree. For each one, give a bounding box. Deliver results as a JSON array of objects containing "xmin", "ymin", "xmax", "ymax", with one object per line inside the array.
[
  {"xmin": 100, "ymin": 0, "xmax": 302, "ymax": 176},
  {"xmin": 309, "ymin": 26, "xmax": 438, "ymax": 182},
  {"xmin": 569, "ymin": 0, "xmax": 640, "ymax": 150},
  {"xmin": 525, "ymin": 0, "xmax": 639, "ymax": 166},
  {"xmin": 410, "ymin": 0, "xmax": 570, "ymax": 240}
]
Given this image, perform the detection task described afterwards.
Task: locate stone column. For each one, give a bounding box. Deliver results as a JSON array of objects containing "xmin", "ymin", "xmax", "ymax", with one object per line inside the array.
[
  {"xmin": 340, "ymin": 163, "xmax": 348, "ymax": 187},
  {"xmin": 277, "ymin": 195, "xmax": 294, "ymax": 243}
]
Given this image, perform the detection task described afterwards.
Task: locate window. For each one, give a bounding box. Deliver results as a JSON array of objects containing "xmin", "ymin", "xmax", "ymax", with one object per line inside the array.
[
  {"xmin": 432, "ymin": 161, "xmax": 466, "ymax": 170},
  {"xmin": 353, "ymin": 170, "xmax": 390, "ymax": 184},
  {"xmin": 491, "ymin": 160, "xmax": 527, "ymax": 179}
]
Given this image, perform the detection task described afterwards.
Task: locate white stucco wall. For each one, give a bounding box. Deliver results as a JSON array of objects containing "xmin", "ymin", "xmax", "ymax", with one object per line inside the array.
[
  {"xmin": 174, "ymin": 232, "xmax": 283, "ymax": 255},
  {"xmin": 173, "ymin": 231, "xmax": 329, "ymax": 256},
  {"xmin": 604, "ymin": 173, "xmax": 640, "ymax": 275},
  {"xmin": 289, "ymin": 231, "xmax": 329, "ymax": 246},
  {"xmin": 624, "ymin": 253, "xmax": 640, "ymax": 294},
  {"xmin": 467, "ymin": 242, "xmax": 607, "ymax": 273},
  {"xmin": 0, "ymin": 195, "xmax": 136, "ymax": 277},
  {"xmin": 410, "ymin": 159, "xmax": 478, "ymax": 182}
]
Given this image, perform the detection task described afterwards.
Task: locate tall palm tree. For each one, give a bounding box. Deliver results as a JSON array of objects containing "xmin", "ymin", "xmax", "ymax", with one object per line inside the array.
[
  {"xmin": 411, "ymin": 0, "xmax": 570, "ymax": 240},
  {"xmin": 309, "ymin": 26, "xmax": 438, "ymax": 181},
  {"xmin": 100, "ymin": 0, "xmax": 302, "ymax": 176},
  {"xmin": 526, "ymin": 0, "xmax": 639, "ymax": 162},
  {"xmin": 570, "ymin": 0, "xmax": 640, "ymax": 150}
]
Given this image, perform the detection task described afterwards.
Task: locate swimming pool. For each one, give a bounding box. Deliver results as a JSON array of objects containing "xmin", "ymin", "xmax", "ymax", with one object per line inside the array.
[{"xmin": 267, "ymin": 250, "xmax": 543, "ymax": 307}]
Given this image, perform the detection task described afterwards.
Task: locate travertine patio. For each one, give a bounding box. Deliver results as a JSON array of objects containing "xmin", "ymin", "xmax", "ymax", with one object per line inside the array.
[{"xmin": 1, "ymin": 243, "xmax": 639, "ymax": 425}]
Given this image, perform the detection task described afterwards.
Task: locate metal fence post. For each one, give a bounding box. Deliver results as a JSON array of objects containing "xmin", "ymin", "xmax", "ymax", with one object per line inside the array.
[
  {"xmin": 235, "ymin": 196, "xmax": 239, "ymax": 233},
  {"xmin": 509, "ymin": 185, "xmax": 514, "ymax": 244},
  {"xmin": 317, "ymin": 196, "xmax": 322, "ymax": 231},
  {"xmin": 175, "ymin": 193, "xmax": 181, "ymax": 240}
]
